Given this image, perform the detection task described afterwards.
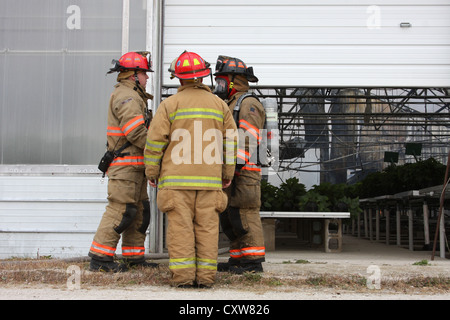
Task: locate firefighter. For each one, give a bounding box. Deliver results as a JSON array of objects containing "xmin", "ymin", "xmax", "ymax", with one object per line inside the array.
[
  {"xmin": 144, "ymin": 51, "xmax": 237, "ymax": 288},
  {"xmin": 213, "ymin": 56, "xmax": 266, "ymax": 274},
  {"xmin": 89, "ymin": 51, "xmax": 158, "ymax": 272}
]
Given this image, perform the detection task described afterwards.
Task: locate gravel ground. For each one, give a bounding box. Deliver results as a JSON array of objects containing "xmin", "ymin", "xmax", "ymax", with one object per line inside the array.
[{"xmin": 1, "ymin": 236, "xmax": 449, "ymax": 301}]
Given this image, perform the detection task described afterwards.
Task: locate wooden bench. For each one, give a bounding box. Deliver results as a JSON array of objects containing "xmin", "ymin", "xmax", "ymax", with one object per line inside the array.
[{"xmin": 260, "ymin": 211, "xmax": 350, "ymax": 252}]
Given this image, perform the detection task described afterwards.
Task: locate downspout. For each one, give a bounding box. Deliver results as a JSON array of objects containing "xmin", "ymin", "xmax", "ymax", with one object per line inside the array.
[
  {"xmin": 148, "ymin": 0, "xmax": 163, "ymax": 107},
  {"xmin": 121, "ymin": 0, "xmax": 130, "ymax": 54},
  {"xmin": 146, "ymin": 0, "xmax": 164, "ymax": 253}
]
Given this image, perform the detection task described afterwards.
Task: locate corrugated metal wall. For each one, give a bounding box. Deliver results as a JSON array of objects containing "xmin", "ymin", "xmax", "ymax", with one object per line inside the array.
[
  {"xmin": 0, "ymin": 170, "xmax": 105, "ymax": 258},
  {"xmin": 163, "ymin": 0, "xmax": 450, "ymax": 87},
  {"xmin": 0, "ymin": 166, "xmax": 153, "ymax": 259}
]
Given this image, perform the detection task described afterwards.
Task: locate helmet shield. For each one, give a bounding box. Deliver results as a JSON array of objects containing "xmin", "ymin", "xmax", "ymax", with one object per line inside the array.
[{"xmin": 107, "ymin": 59, "xmax": 122, "ymax": 74}]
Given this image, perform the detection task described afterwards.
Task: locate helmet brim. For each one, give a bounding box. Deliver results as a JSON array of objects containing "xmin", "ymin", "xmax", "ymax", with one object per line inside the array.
[
  {"xmin": 174, "ymin": 68, "xmax": 211, "ymax": 80},
  {"xmin": 213, "ymin": 71, "xmax": 259, "ymax": 83},
  {"xmin": 107, "ymin": 67, "xmax": 154, "ymax": 74},
  {"xmin": 247, "ymin": 75, "xmax": 259, "ymax": 83}
]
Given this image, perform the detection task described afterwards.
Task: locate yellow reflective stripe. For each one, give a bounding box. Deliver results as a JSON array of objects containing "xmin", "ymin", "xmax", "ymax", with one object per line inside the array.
[
  {"xmin": 159, "ymin": 176, "xmax": 222, "ymax": 189},
  {"xmin": 169, "ymin": 257, "xmax": 196, "ymax": 270},
  {"xmin": 169, "ymin": 258, "xmax": 217, "ymax": 270},
  {"xmin": 146, "ymin": 139, "xmax": 167, "ymax": 151},
  {"xmin": 197, "ymin": 258, "xmax": 217, "ymax": 270},
  {"xmin": 224, "ymin": 140, "xmax": 237, "ymax": 165},
  {"xmin": 144, "ymin": 154, "xmax": 161, "ymax": 166},
  {"xmin": 224, "ymin": 140, "xmax": 237, "ymax": 147},
  {"xmin": 169, "ymin": 108, "xmax": 224, "ymax": 122}
]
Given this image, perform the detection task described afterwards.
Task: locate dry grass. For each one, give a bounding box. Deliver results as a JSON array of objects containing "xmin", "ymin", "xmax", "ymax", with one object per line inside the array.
[{"xmin": 1, "ymin": 258, "xmax": 449, "ymax": 295}]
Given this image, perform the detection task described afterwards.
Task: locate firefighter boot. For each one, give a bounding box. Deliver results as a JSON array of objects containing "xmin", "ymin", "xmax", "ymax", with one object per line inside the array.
[
  {"xmin": 123, "ymin": 259, "xmax": 159, "ymax": 269},
  {"xmin": 89, "ymin": 257, "xmax": 128, "ymax": 273},
  {"xmin": 217, "ymin": 262, "xmax": 230, "ymax": 272},
  {"xmin": 229, "ymin": 262, "xmax": 263, "ymax": 274},
  {"xmin": 217, "ymin": 258, "xmax": 240, "ymax": 272}
]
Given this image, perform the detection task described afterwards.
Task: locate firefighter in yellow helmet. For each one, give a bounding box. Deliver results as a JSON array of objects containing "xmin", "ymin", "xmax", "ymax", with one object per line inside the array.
[
  {"xmin": 145, "ymin": 51, "xmax": 237, "ymax": 288},
  {"xmin": 214, "ymin": 55, "xmax": 266, "ymax": 274},
  {"xmin": 89, "ymin": 51, "xmax": 157, "ymax": 272}
]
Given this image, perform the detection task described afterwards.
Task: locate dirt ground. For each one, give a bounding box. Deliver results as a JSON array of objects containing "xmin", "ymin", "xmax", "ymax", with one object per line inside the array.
[{"xmin": 0, "ymin": 235, "xmax": 449, "ymax": 300}]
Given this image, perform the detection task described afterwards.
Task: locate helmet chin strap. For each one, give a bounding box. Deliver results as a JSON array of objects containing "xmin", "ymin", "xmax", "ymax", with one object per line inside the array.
[
  {"xmin": 228, "ymin": 74, "xmax": 236, "ymax": 99},
  {"xmin": 209, "ymin": 73, "xmax": 214, "ymax": 91},
  {"xmin": 133, "ymin": 70, "xmax": 146, "ymax": 95}
]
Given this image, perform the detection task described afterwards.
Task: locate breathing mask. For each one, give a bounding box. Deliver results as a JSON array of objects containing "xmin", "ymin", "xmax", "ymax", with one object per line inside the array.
[{"xmin": 214, "ymin": 75, "xmax": 233, "ymax": 100}]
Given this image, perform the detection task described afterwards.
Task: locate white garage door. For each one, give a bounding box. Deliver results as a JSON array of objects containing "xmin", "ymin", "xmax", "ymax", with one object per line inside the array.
[{"xmin": 162, "ymin": 0, "xmax": 450, "ymax": 87}]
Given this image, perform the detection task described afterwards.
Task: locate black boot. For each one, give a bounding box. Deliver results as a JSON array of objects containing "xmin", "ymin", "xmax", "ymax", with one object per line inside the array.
[
  {"xmin": 217, "ymin": 262, "xmax": 231, "ymax": 272},
  {"xmin": 89, "ymin": 258, "xmax": 128, "ymax": 273},
  {"xmin": 127, "ymin": 260, "xmax": 159, "ymax": 268},
  {"xmin": 217, "ymin": 258, "xmax": 240, "ymax": 272},
  {"xmin": 229, "ymin": 262, "xmax": 263, "ymax": 274}
]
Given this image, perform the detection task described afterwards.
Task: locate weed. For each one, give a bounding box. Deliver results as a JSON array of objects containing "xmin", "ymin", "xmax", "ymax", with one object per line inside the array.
[
  {"xmin": 282, "ymin": 259, "xmax": 310, "ymax": 264},
  {"xmin": 412, "ymin": 259, "xmax": 430, "ymax": 266},
  {"xmin": 295, "ymin": 259, "xmax": 310, "ymax": 264},
  {"xmin": 243, "ymin": 272, "xmax": 263, "ymax": 283},
  {"xmin": 306, "ymin": 275, "xmax": 328, "ymax": 286}
]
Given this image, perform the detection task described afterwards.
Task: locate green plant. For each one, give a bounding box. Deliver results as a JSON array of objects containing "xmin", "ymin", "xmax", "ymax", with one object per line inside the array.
[
  {"xmin": 260, "ymin": 180, "xmax": 280, "ymax": 211},
  {"xmin": 337, "ymin": 196, "xmax": 363, "ymax": 219},
  {"xmin": 295, "ymin": 259, "xmax": 310, "ymax": 264},
  {"xmin": 243, "ymin": 272, "xmax": 263, "ymax": 283},
  {"xmin": 261, "ymin": 177, "xmax": 306, "ymax": 211},
  {"xmin": 276, "ymin": 177, "xmax": 307, "ymax": 211},
  {"xmin": 311, "ymin": 183, "xmax": 346, "ymax": 209},
  {"xmin": 358, "ymin": 157, "xmax": 446, "ymax": 198},
  {"xmin": 298, "ymin": 190, "xmax": 330, "ymax": 212},
  {"xmin": 413, "ymin": 259, "xmax": 430, "ymax": 266}
]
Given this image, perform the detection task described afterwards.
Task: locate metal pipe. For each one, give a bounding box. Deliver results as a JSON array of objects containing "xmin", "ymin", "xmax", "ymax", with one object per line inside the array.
[
  {"xmin": 121, "ymin": 0, "xmax": 130, "ymax": 55},
  {"xmin": 431, "ymin": 149, "xmax": 450, "ymax": 260},
  {"xmin": 423, "ymin": 200, "xmax": 430, "ymax": 249},
  {"xmin": 146, "ymin": 0, "xmax": 164, "ymax": 254}
]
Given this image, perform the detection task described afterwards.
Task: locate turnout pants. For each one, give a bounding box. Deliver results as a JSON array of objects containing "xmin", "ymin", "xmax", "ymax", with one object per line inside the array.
[
  {"xmin": 89, "ymin": 171, "xmax": 150, "ymax": 262},
  {"xmin": 221, "ymin": 176, "xmax": 266, "ymax": 265},
  {"xmin": 157, "ymin": 188, "xmax": 227, "ymax": 287}
]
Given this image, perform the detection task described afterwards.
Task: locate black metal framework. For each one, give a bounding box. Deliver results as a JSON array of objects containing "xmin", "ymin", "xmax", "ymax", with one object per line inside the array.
[{"xmin": 161, "ymin": 87, "xmax": 450, "ymax": 184}]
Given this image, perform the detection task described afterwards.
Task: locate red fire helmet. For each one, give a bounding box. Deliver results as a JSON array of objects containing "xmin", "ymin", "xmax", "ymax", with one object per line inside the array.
[
  {"xmin": 108, "ymin": 51, "xmax": 153, "ymax": 74},
  {"xmin": 170, "ymin": 51, "xmax": 211, "ymax": 80}
]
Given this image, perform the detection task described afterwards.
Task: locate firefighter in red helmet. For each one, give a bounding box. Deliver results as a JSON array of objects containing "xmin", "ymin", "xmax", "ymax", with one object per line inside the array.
[
  {"xmin": 214, "ymin": 56, "xmax": 266, "ymax": 274},
  {"xmin": 89, "ymin": 51, "xmax": 158, "ymax": 272},
  {"xmin": 145, "ymin": 51, "xmax": 237, "ymax": 287}
]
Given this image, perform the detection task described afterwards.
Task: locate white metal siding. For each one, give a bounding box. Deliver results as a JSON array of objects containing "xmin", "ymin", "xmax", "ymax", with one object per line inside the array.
[
  {"xmin": 0, "ymin": 174, "xmax": 148, "ymax": 259},
  {"xmin": 163, "ymin": 0, "xmax": 450, "ymax": 87}
]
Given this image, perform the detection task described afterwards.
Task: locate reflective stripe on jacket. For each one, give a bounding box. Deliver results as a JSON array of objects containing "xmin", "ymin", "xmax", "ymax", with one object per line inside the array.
[
  {"xmin": 106, "ymin": 80, "xmax": 152, "ymax": 175},
  {"xmin": 144, "ymin": 82, "xmax": 237, "ymax": 190},
  {"xmin": 228, "ymin": 92, "xmax": 266, "ymax": 177}
]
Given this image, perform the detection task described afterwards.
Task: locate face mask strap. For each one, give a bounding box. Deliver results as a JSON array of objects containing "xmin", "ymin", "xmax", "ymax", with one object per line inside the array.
[{"xmin": 228, "ymin": 74, "xmax": 236, "ymax": 98}]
